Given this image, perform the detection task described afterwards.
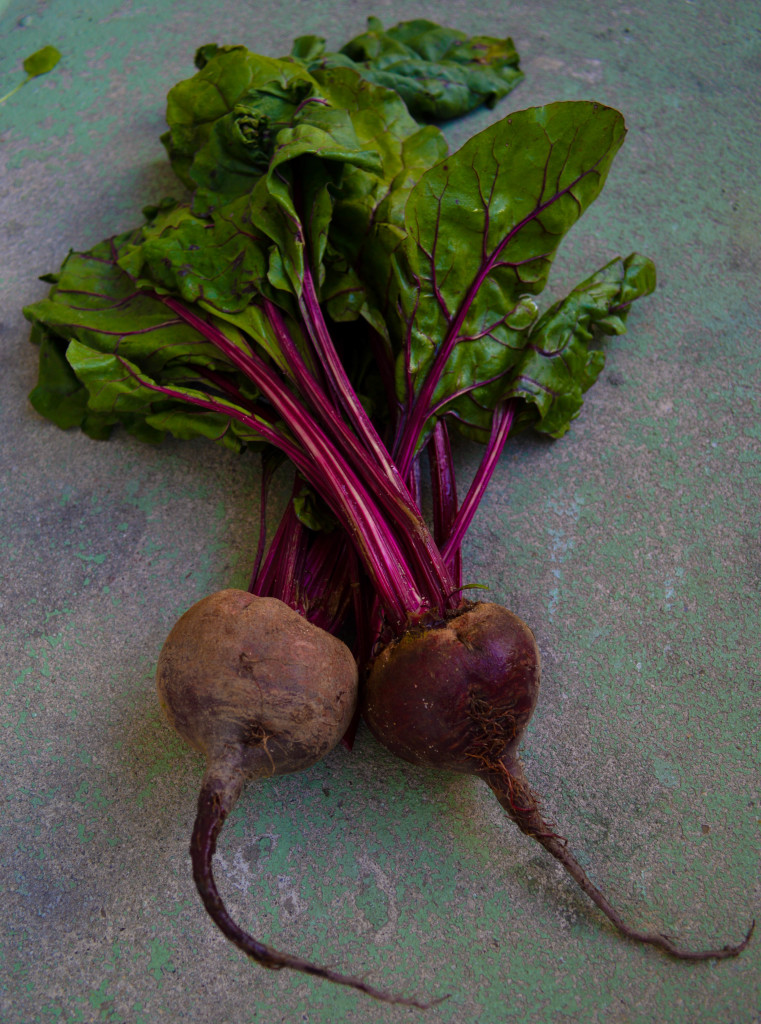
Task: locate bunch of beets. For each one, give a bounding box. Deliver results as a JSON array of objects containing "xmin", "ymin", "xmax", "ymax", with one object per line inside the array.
[{"xmin": 24, "ymin": 18, "xmax": 752, "ymax": 1005}]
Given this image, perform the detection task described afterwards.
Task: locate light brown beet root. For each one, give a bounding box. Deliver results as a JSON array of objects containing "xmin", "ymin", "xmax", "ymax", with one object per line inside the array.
[
  {"xmin": 157, "ymin": 589, "xmax": 357, "ymax": 777},
  {"xmin": 157, "ymin": 590, "xmax": 438, "ymax": 1006}
]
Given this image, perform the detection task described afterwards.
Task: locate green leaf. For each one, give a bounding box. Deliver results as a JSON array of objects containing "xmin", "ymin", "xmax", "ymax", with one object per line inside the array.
[
  {"xmin": 23, "ymin": 45, "xmax": 61, "ymax": 78},
  {"xmin": 509, "ymin": 253, "xmax": 656, "ymax": 436},
  {"xmin": 194, "ymin": 43, "xmax": 223, "ymax": 69},
  {"xmin": 163, "ymin": 48, "xmax": 433, "ymax": 306},
  {"xmin": 160, "ymin": 44, "xmax": 452, "ymax": 326},
  {"xmin": 394, "ymin": 101, "xmax": 629, "ymax": 443},
  {"xmin": 314, "ymin": 18, "xmax": 523, "ymax": 120},
  {"xmin": 161, "ymin": 49, "xmax": 314, "ymax": 186},
  {"xmin": 123, "ymin": 197, "xmax": 271, "ymax": 312},
  {"xmin": 24, "ymin": 232, "xmax": 272, "ymax": 452},
  {"xmin": 65, "ymin": 340, "xmax": 256, "ymax": 451},
  {"xmin": 330, "ymin": 121, "xmax": 448, "ymax": 335},
  {"xmin": 1, "ymin": 45, "xmax": 61, "ymax": 106},
  {"xmin": 290, "ymin": 35, "xmax": 326, "ymax": 63},
  {"xmin": 25, "ymin": 237, "xmax": 228, "ymax": 376},
  {"xmin": 239, "ymin": 64, "xmax": 440, "ymax": 303},
  {"xmin": 28, "ymin": 326, "xmax": 92, "ymax": 430},
  {"xmin": 185, "ymin": 83, "xmax": 310, "ymax": 213},
  {"xmin": 293, "ymin": 488, "xmax": 336, "ymax": 532}
]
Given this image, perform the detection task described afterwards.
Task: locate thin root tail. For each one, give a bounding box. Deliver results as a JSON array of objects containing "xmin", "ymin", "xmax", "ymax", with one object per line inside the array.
[
  {"xmin": 191, "ymin": 769, "xmax": 443, "ymax": 1006},
  {"xmin": 482, "ymin": 757, "xmax": 753, "ymax": 962}
]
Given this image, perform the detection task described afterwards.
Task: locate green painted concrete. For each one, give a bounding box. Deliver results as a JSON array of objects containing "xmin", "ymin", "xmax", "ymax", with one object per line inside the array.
[{"xmin": 1, "ymin": 1, "xmax": 759, "ymax": 1022}]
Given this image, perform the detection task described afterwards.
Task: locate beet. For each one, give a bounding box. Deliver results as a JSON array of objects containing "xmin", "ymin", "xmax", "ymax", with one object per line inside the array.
[
  {"xmin": 156, "ymin": 589, "xmax": 434, "ymax": 1005},
  {"xmin": 363, "ymin": 601, "xmax": 754, "ymax": 960}
]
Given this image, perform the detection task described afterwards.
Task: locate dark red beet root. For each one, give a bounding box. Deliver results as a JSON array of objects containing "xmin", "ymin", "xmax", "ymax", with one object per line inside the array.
[
  {"xmin": 363, "ymin": 601, "xmax": 754, "ymax": 961},
  {"xmin": 364, "ymin": 602, "xmax": 540, "ymax": 773},
  {"xmin": 157, "ymin": 590, "xmax": 440, "ymax": 1006}
]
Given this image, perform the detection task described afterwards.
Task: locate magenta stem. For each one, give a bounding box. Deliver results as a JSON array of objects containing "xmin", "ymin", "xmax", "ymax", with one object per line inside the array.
[
  {"xmin": 160, "ymin": 296, "xmax": 427, "ymax": 631},
  {"xmin": 429, "ymin": 420, "xmax": 462, "ymax": 591},
  {"xmin": 295, "ymin": 275, "xmax": 456, "ymax": 608},
  {"xmin": 248, "ymin": 455, "xmax": 279, "ymax": 591},
  {"xmin": 441, "ymin": 402, "xmax": 515, "ymax": 565}
]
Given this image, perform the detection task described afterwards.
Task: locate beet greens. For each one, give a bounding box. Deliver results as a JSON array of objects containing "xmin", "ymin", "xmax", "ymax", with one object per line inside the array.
[{"xmin": 24, "ymin": 17, "xmax": 752, "ymax": 1004}]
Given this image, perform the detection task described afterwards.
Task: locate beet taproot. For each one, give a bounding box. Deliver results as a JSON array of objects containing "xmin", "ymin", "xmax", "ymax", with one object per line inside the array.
[
  {"xmin": 157, "ymin": 589, "xmax": 436, "ymax": 1005},
  {"xmin": 363, "ymin": 601, "xmax": 754, "ymax": 961}
]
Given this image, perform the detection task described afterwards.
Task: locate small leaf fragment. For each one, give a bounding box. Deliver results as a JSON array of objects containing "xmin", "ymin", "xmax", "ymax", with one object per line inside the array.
[
  {"xmin": 23, "ymin": 45, "xmax": 61, "ymax": 78},
  {"xmin": 1, "ymin": 45, "xmax": 61, "ymax": 106}
]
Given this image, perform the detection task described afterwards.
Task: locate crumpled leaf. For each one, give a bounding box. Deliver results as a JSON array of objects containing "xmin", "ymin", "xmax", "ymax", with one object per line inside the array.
[
  {"xmin": 185, "ymin": 92, "xmax": 302, "ymax": 213},
  {"xmin": 66, "ymin": 339, "xmax": 263, "ymax": 450},
  {"xmin": 161, "ymin": 49, "xmax": 314, "ymax": 187},
  {"xmin": 25, "ymin": 233, "xmax": 227, "ymax": 375},
  {"xmin": 28, "ymin": 324, "xmax": 97, "ymax": 433},
  {"xmin": 293, "ymin": 488, "xmax": 336, "ymax": 532},
  {"xmin": 119, "ymin": 197, "xmax": 271, "ymax": 311},
  {"xmin": 24, "ymin": 233, "xmax": 271, "ymax": 451},
  {"xmin": 160, "ymin": 46, "xmax": 450, "ymax": 323},
  {"xmin": 158, "ymin": 25, "xmax": 517, "ymax": 322},
  {"xmin": 299, "ymin": 17, "xmax": 523, "ymax": 120}
]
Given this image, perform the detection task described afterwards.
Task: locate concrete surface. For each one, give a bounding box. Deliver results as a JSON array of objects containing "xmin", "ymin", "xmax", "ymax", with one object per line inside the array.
[{"xmin": 1, "ymin": 1, "xmax": 759, "ymax": 1022}]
